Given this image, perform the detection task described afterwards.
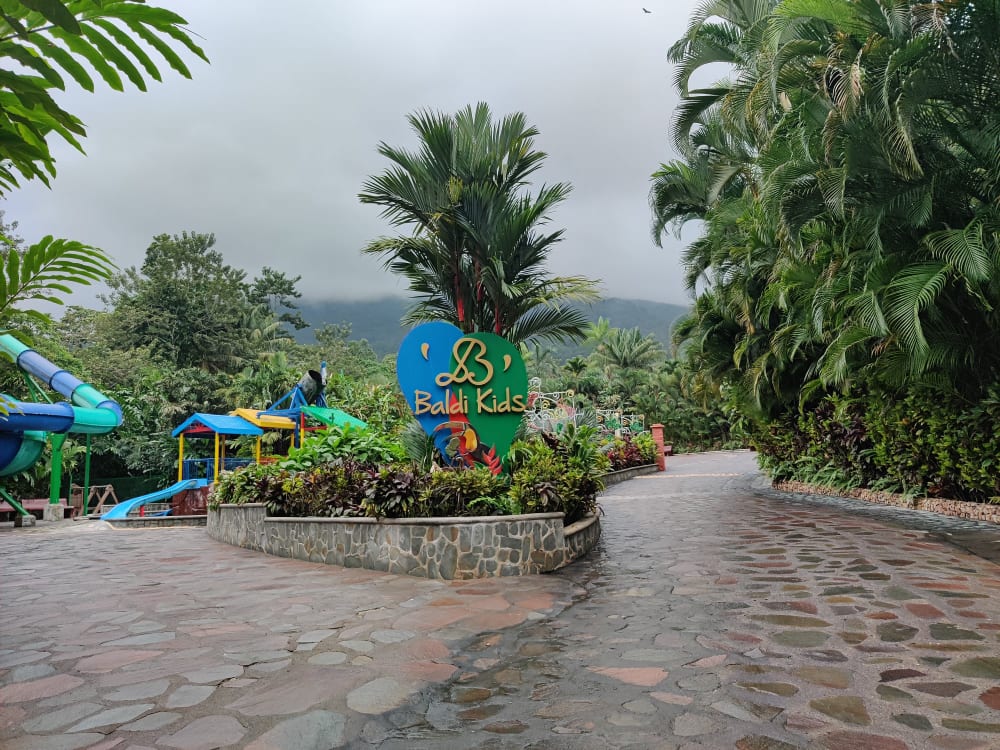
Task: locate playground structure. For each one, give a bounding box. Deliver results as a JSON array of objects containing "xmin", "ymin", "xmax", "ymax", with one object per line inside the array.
[
  {"xmin": 1, "ymin": 340, "xmax": 367, "ymax": 523},
  {"xmin": 0, "ymin": 333, "xmax": 123, "ymax": 522},
  {"xmin": 101, "ymin": 364, "xmax": 367, "ymax": 520}
]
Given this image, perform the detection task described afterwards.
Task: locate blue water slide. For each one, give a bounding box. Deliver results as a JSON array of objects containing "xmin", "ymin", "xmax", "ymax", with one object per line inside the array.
[
  {"xmin": 100, "ymin": 478, "xmax": 209, "ymax": 520},
  {"xmin": 0, "ymin": 402, "xmax": 76, "ymax": 433},
  {"xmin": 0, "ymin": 333, "xmax": 123, "ymax": 477}
]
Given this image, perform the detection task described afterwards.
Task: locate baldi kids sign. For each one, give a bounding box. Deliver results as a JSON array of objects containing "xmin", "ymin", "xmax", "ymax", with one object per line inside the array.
[{"xmin": 397, "ymin": 322, "xmax": 528, "ymax": 474}]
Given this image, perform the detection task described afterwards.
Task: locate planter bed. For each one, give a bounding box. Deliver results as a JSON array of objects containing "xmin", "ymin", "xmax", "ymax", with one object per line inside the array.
[
  {"xmin": 601, "ymin": 463, "xmax": 659, "ymax": 486},
  {"xmin": 205, "ymin": 466, "xmax": 666, "ymax": 579}
]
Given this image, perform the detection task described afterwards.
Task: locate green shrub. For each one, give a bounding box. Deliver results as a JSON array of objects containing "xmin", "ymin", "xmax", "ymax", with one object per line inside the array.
[
  {"xmin": 418, "ymin": 467, "xmax": 508, "ymax": 517},
  {"xmin": 398, "ymin": 419, "xmax": 437, "ymax": 473},
  {"xmin": 213, "ymin": 458, "xmax": 375, "ymax": 517},
  {"xmin": 632, "ymin": 433, "xmax": 658, "ymax": 464},
  {"xmin": 363, "ymin": 466, "xmax": 426, "ymax": 518},
  {"xmin": 210, "ymin": 463, "xmax": 287, "ymax": 510},
  {"xmin": 280, "ymin": 424, "xmax": 405, "ymax": 471},
  {"xmin": 280, "ymin": 459, "xmax": 374, "ymax": 517},
  {"xmin": 508, "ymin": 439, "xmax": 602, "ymax": 523},
  {"xmin": 560, "ymin": 457, "xmax": 602, "ymax": 522},
  {"xmin": 213, "ymin": 422, "xmax": 611, "ymax": 522},
  {"xmin": 753, "ymin": 383, "xmax": 1000, "ymax": 503},
  {"xmin": 467, "ymin": 495, "xmax": 523, "ymax": 516},
  {"xmin": 508, "ymin": 443, "xmax": 565, "ymax": 514}
]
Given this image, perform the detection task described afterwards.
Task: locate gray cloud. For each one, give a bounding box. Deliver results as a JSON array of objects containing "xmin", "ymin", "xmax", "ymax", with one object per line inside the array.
[{"xmin": 5, "ymin": 0, "xmax": 701, "ymax": 307}]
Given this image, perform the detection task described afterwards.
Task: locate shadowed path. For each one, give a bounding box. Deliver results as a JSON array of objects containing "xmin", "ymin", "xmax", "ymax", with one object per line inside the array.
[{"xmin": 2, "ymin": 451, "xmax": 1000, "ymax": 750}]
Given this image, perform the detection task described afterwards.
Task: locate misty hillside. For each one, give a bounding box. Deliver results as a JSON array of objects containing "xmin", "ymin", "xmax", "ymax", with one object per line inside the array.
[{"xmin": 295, "ymin": 297, "xmax": 690, "ymax": 358}]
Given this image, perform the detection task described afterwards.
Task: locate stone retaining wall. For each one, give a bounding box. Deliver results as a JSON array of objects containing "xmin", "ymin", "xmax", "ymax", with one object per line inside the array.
[
  {"xmin": 602, "ymin": 464, "xmax": 659, "ymax": 487},
  {"xmin": 204, "ymin": 466, "xmax": 664, "ymax": 579},
  {"xmin": 563, "ymin": 513, "xmax": 602, "ymax": 561},
  {"xmin": 774, "ymin": 481, "xmax": 1000, "ymax": 525},
  {"xmin": 207, "ymin": 505, "xmax": 600, "ymax": 579}
]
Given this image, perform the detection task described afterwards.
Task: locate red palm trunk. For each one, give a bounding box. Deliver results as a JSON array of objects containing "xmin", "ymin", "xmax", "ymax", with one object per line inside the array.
[{"xmin": 454, "ymin": 265, "xmax": 466, "ymax": 326}]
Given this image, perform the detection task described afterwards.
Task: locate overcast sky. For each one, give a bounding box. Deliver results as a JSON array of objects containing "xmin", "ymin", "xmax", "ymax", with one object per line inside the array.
[{"xmin": 4, "ymin": 0, "xmax": 705, "ymax": 308}]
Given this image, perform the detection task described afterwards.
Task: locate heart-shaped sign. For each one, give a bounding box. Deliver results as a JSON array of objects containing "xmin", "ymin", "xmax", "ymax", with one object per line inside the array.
[{"xmin": 396, "ymin": 323, "xmax": 528, "ymax": 473}]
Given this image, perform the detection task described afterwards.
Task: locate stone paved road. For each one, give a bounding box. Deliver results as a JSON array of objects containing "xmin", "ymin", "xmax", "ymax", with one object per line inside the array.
[
  {"xmin": 3, "ymin": 451, "xmax": 1000, "ymax": 749},
  {"xmin": 363, "ymin": 452, "xmax": 1000, "ymax": 750},
  {"xmin": 0, "ymin": 520, "xmax": 576, "ymax": 749}
]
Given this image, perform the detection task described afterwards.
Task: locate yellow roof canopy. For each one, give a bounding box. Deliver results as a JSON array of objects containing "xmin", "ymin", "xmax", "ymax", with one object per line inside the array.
[{"xmin": 230, "ymin": 408, "xmax": 296, "ymax": 430}]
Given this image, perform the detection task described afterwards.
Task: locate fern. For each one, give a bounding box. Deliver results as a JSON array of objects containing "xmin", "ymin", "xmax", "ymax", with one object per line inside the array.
[{"xmin": 1, "ymin": 236, "xmax": 115, "ymax": 326}]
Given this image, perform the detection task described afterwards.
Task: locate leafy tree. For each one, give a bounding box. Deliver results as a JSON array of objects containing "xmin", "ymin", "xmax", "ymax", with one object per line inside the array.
[
  {"xmin": 0, "ymin": 0, "xmax": 206, "ymax": 418},
  {"xmin": 359, "ymin": 102, "xmax": 598, "ymax": 345},
  {"xmin": 103, "ymin": 232, "xmax": 259, "ymax": 372},
  {"xmin": 312, "ymin": 323, "xmax": 388, "ymax": 383},
  {"xmin": 597, "ymin": 327, "xmax": 664, "ymax": 373},
  {"xmin": 224, "ymin": 351, "xmax": 296, "ymax": 411},
  {"xmin": 656, "ymin": 0, "xmax": 1000, "ymax": 404},
  {"xmin": 562, "ymin": 356, "xmax": 588, "ymax": 392},
  {"xmin": 0, "ymin": 210, "xmax": 23, "ymax": 252},
  {"xmin": 249, "ymin": 267, "xmax": 307, "ymax": 331},
  {"xmin": 1, "ymin": 236, "xmax": 114, "ymax": 329},
  {"xmin": 654, "ymin": 0, "xmax": 1000, "ymax": 493}
]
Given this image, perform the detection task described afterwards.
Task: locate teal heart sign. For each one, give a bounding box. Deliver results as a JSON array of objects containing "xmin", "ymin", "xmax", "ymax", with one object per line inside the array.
[{"xmin": 396, "ymin": 323, "xmax": 528, "ymax": 474}]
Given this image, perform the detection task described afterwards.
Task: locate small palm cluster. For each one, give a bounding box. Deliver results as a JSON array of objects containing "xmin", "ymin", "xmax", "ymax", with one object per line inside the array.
[{"xmin": 653, "ymin": 0, "xmax": 1000, "ymax": 413}]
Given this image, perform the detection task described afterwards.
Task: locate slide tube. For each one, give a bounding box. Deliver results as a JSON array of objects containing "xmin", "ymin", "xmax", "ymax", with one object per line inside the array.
[
  {"xmin": 100, "ymin": 478, "xmax": 208, "ymax": 520},
  {"xmin": 0, "ymin": 333, "xmax": 123, "ymax": 477},
  {"xmin": 0, "ymin": 430, "xmax": 46, "ymax": 477},
  {"xmin": 0, "ymin": 334, "xmax": 123, "ymax": 425}
]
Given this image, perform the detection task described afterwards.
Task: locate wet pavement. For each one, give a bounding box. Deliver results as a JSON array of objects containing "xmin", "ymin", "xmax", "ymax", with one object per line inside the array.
[{"xmin": 3, "ymin": 451, "xmax": 1000, "ymax": 749}]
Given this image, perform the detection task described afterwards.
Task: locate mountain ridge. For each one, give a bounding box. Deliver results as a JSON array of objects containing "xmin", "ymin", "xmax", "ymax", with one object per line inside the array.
[{"xmin": 295, "ymin": 296, "xmax": 690, "ymax": 358}]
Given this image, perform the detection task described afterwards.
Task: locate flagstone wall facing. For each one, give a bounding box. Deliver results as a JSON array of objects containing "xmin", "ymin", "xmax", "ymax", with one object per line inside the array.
[{"xmin": 208, "ymin": 504, "xmax": 600, "ymax": 579}]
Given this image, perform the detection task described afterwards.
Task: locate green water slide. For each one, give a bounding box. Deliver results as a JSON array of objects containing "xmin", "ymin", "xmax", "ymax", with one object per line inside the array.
[{"xmin": 0, "ymin": 334, "xmax": 123, "ymax": 508}]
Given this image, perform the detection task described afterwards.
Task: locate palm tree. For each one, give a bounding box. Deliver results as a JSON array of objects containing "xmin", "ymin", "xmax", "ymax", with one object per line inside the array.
[
  {"xmin": 359, "ymin": 103, "xmax": 598, "ymax": 345},
  {"xmin": 563, "ymin": 356, "xmax": 589, "ymax": 386},
  {"xmin": 522, "ymin": 342, "xmax": 561, "ymax": 385},
  {"xmin": 1, "ymin": 238, "xmax": 115, "ymax": 330},
  {"xmin": 224, "ymin": 351, "xmax": 295, "ymax": 411},
  {"xmin": 658, "ymin": 0, "xmax": 1000, "ymax": 414},
  {"xmin": 598, "ymin": 327, "xmax": 665, "ymax": 373}
]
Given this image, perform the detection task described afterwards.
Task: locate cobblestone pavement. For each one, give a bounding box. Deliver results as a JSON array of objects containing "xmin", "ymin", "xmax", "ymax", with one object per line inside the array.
[
  {"xmin": 3, "ymin": 451, "xmax": 1000, "ymax": 749},
  {"xmin": 0, "ymin": 521, "xmax": 577, "ymax": 749},
  {"xmin": 364, "ymin": 452, "xmax": 1000, "ymax": 750}
]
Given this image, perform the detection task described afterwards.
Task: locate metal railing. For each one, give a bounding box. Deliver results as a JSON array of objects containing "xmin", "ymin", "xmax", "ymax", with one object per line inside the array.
[{"xmin": 181, "ymin": 457, "xmax": 254, "ymax": 481}]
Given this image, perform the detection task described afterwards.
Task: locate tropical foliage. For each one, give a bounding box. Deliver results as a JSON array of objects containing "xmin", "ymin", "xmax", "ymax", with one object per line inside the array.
[
  {"xmin": 654, "ymin": 0, "xmax": 1000, "ymax": 498},
  {"xmin": 1, "ymin": 0, "xmax": 206, "ymax": 419},
  {"xmin": 213, "ymin": 419, "xmax": 612, "ymax": 524},
  {"xmin": 1, "ymin": 236, "xmax": 114, "ymax": 328},
  {"xmin": 0, "ymin": 0, "xmax": 206, "ymax": 193},
  {"xmin": 544, "ymin": 319, "xmax": 741, "ymax": 452},
  {"xmin": 755, "ymin": 386, "xmax": 1000, "ymax": 503},
  {"xmin": 359, "ymin": 103, "xmax": 599, "ymax": 345},
  {"xmin": 2, "ymin": 231, "xmax": 401, "ymax": 495}
]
